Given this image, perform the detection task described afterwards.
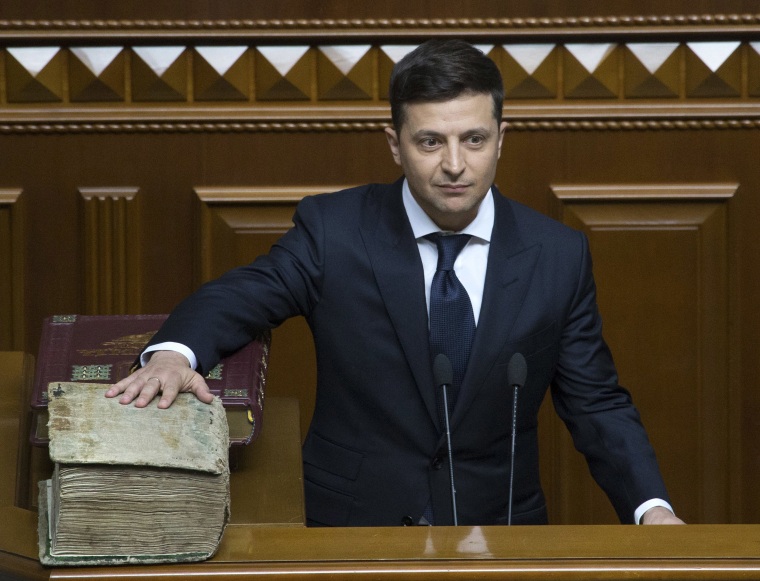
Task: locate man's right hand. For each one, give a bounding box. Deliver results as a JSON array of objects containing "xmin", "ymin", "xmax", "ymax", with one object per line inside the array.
[{"xmin": 105, "ymin": 350, "xmax": 214, "ymax": 409}]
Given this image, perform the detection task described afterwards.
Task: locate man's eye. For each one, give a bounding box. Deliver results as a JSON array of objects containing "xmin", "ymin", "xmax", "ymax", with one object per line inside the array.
[
  {"xmin": 421, "ymin": 138, "xmax": 439, "ymax": 148},
  {"xmin": 466, "ymin": 135, "xmax": 485, "ymax": 145}
]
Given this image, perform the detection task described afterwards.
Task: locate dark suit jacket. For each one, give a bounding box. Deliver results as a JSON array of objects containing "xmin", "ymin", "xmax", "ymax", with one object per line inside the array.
[{"xmin": 148, "ymin": 177, "xmax": 670, "ymax": 526}]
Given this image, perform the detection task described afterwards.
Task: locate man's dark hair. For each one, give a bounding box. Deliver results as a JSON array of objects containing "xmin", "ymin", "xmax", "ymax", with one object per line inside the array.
[{"xmin": 388, "ymin": 39, "xmax": 504, "ymax": 130}]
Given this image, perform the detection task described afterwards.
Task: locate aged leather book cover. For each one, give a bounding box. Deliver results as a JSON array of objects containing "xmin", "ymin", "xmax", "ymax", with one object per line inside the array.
[
  {"xmin": 39, "ymin": 382, "xmax": 229, "ymax": 566},
  {"xmin": 30, "ymin": 314, "xmax": 269, "ymax": 446}
]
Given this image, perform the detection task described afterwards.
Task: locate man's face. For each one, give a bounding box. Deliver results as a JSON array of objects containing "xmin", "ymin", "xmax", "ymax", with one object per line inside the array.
[{"xmin": 385, "ymin": 92, "xmax": 507, "ymax": 232}]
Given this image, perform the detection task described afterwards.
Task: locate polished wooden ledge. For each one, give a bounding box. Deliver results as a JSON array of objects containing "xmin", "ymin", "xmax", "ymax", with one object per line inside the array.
[
  {"xmin": 3, "ymin": 351, "xmax": 760, "ymax": 580},
  {"xmin": 38, "ymin": 525, "xmax": 760, "ymax": 580}
]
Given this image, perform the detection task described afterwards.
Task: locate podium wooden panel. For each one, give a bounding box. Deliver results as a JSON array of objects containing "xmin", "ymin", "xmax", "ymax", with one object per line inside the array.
[{"xmin": 3, "ymin": 351, "xmax": 760, "ymax": 580}]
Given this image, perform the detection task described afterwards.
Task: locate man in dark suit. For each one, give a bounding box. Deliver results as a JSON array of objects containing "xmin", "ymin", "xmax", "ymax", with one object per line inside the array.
[{"xmin": 108, "ymin": 39, "xmax": 683, "ymax": 526}]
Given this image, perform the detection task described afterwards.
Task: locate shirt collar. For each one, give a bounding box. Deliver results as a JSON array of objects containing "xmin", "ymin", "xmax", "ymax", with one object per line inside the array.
[{"xmin": 401, "ymin": 178, "xmax": 494, "ymax": 242}]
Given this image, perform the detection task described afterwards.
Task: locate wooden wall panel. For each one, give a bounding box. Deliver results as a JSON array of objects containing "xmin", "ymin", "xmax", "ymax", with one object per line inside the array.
[
  {"xmin": 0, "ymin": 189, "xmax": 25, "ymax": 352},
  {"xmin": 2, "ymin": 2, "xmax": 760, "ymax": 525},
  {"xmin": 542, "ymin": 185, "xmax": 735, "ymax": 525},
  {"xmin": 79, "ymin": 187, "xmax": 142, "ymax": 314},
  {"xmin": 502, "ymin": 126, "xmax": 757, "ymax": 524}
]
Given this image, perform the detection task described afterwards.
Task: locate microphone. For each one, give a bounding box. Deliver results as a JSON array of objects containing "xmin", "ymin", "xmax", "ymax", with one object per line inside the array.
[
  {"xmin": 433, "ymin": 353, "xmax": 458, "ymax": 526},
  {"xmin": 506, "ymin": 353, "xmax": 527, "ymax": 526}
]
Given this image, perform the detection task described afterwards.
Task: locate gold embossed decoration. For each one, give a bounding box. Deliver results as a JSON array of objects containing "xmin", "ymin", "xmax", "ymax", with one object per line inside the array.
[
  {"xmin": 206, "ymin": 364, "xmax": 224, "ymax": 380},
  {"xmin": 71, "ymin": 364, "xmax": 113, "ymax": 381},
  {"xmin": 52, "ymin": 315, "xmax": 77, "ymax": 323},
  {"xmin": 75, "ymin": 332, "xmax": 155, "ymax": 357}
]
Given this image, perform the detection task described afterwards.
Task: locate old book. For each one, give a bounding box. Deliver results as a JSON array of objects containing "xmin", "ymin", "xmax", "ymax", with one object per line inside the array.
[
  {"xmin": 38, "ymin": 382, "xmax": 230, "ymax": 566},
  {"xmin": 30, "ymin": 314, "xmax": 270, "ymax": 447}
]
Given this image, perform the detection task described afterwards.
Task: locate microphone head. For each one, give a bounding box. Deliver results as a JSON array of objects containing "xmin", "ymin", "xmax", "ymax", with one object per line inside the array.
[
  {"xmin": 433, "ymin": 353, "xmax": 454, "ymax": 386},
  {"xmin": 507, "ymin": 353, "xmax": 527, "ymax": 388}
]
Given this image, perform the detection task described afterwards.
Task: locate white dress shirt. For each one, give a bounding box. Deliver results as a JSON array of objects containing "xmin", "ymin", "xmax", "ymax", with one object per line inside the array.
[{"xmin": 402, "ymin": 179, "xmax": 491, "ymax": 326}]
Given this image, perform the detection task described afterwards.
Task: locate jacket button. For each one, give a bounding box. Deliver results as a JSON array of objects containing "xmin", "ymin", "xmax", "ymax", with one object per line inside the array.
[
  {"xmin": 401, "ymin": 515, "xmax": 415, "ymax": 526},
  {"xmin": 431, "ymin": 456, "xmax": 443, "ymax": 470}
]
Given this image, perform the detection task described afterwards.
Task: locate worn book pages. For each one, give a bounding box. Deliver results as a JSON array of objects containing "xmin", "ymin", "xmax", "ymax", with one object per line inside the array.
[{"xmin": 39, "ymin": 382, "xmax": 230, "ymax": 566}]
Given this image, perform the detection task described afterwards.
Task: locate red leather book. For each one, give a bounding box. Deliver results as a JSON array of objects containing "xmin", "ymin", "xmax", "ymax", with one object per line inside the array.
[{"xmin": 30, "ymin": 314, "xmax": 270, "ymax": 447}]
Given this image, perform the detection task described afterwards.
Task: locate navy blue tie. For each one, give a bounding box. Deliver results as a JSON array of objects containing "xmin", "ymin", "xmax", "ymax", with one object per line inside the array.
[
  {"xmin": 421, "ymin": 233, "xmax": 476, "ymax": 525},
  {"xmin": 427, "ymin": 233, "xmax": 476, "ymax": 416}
]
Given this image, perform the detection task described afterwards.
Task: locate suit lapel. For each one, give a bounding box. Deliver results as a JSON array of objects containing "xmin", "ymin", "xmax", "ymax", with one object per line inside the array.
[
  {"xmin": 451, "ymin": 190, "xmax": 541, "ymax": 429},
  {"xmin": 359, "ymin": 180, "xmax": 439, "ymax": 429},
  {"xmin": 358, "ymin": 182, "xmax": 543, "ymax": 432}
]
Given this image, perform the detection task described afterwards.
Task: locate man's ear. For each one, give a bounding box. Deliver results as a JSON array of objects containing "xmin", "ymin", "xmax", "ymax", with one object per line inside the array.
[
  {"xmin": 496, "ymin": 121, "xmax": 507, "ymax": 158},
  {"xmin": 384, "ymin": 126, "xmax": 402, "ymax": 166}
]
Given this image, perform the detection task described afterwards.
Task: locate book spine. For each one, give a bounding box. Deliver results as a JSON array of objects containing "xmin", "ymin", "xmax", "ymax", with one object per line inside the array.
[{"xmin": 32, "ymin": 316, "xmax": 77, "ymax": 409}]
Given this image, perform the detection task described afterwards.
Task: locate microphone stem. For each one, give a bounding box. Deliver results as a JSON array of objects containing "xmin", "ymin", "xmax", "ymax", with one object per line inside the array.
[
  {"xmin": 442, "ymin": 383, "xmax": 458, "ymax": 526},
  {"xmin": 508, "ymin": 384, "xmax": 518, "ymax": 526}
]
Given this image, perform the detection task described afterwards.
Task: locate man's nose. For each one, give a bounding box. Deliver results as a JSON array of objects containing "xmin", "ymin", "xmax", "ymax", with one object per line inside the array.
[{"xmin": 441, "ymin": 144, "xmax": 465, "ymax": 177}]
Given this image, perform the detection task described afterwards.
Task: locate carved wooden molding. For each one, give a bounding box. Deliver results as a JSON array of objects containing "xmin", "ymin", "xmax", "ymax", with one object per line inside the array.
[
  {"xmin": 78, "ymin": 187, "xmax": 141, "ymax": 314},
  {"xmin": 506, "ymin": 120, "xmax": 760, "ymax": 131},
  {"xmin": 194, "ymin": 185, "xmax": 351, "ymax": 282},
  {"xmin": 3, "ymin": 41, "xmax": 760, "ymax": 105},
  {"xmin": 6, "ymin": 117, "xmax": 760, "ymax": 134},
  {"xmin": 551, "ymin": 183, "xmax": 738, "ymax": 201},
  {"xmin": 0, "ymin": 188, "xmax": 25, "ymax": 350},
  {"xmin": 0, "ymin": 122, "xmax": 380, "ymax": 134},
  {"xmin": 0, "ymin": 189, "xmax": 23, "ymax": 203},
  {"xmin": 3, "ymin": 40, "xmax": 760, "ymax": 123},
  {"xmin": 2, "ymin": 14, "xmax": 760, "ymax": 33},
  {"xmin": 79, "ymin": 186, "xmax": 138, "ymax": 202},
  {"xmin": 195, "ymin": 186, "xmax": 353, "ymax": 203}
]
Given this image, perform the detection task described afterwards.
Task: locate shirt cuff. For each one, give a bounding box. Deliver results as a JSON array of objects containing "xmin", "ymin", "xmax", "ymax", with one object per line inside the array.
[
  {"xmin": 141, "ymin": 342, "xmax": 197, "ymax": 370},
  {"xmin": 634, "ymin": 498, "xmax": 675, "ymax": 524}
]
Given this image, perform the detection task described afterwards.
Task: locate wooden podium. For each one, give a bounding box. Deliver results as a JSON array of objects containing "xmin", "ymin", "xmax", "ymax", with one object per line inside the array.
[{"xmin": 3, "ymin": 350, "xmax": 760, "ymax": 580}]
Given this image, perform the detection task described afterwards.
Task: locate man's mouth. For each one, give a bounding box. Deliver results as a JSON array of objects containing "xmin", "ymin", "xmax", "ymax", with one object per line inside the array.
[{"xmin": 438, "ymin": 183, "xmax": 470, "ymax": 193}]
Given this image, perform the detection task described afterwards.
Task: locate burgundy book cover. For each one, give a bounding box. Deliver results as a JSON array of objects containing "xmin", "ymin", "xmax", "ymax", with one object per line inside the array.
[{"xmin": 30, "ymin": 314, "xmax": 270, "ymax": 447}]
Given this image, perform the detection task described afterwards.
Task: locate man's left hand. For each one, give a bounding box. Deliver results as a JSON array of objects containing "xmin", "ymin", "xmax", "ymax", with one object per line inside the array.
[{"xmin": 641, "ymin": 506, "xmax": 685, "ymax": 525}]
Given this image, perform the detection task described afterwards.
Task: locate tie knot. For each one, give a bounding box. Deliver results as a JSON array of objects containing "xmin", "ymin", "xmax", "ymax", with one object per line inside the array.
[{"xmin": 427, "ymin": 233, "xmax": 472, "ymax": 271}]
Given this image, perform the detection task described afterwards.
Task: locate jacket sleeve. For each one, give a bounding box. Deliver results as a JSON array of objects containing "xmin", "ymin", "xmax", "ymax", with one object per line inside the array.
[
  {"xmin": 549, "ymin": 231, "xmax": 670, "ymax": 523},
  {"xmin": 146, "ymin": 194, "xmax": 326, "ymax": 374}
]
